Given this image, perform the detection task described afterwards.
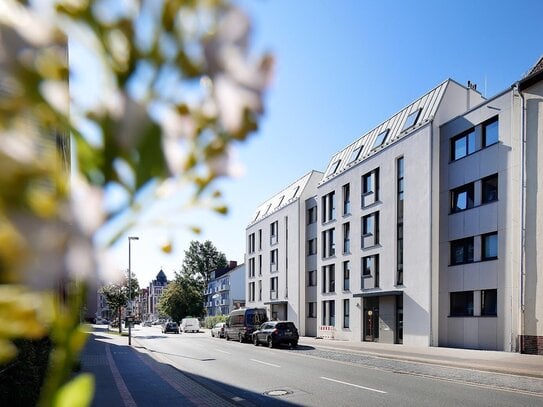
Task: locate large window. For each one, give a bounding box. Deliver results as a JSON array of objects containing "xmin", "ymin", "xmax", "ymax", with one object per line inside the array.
[
  {"xmin": 308, "ymin": 302, "xmax": 317, "ymax": 318},
  {"xmin": 322, "ymin": 191, "xmax": 336, "ymax": 223},
  {"xmin": 270, "ymin": 221, "xmax": 278, "ymax": 245},
  {"xmin": 343, "ymin": 299, "xmax": 350, "ymax": 328},
  {"xmin": 450, "ymin": 291, "xmax": 474, "ymax": 316},
  {"xmin": 343, "ymin": 222, "xmax": 350, "ymax": 254},
  {"xmin": 482, "ymin": 174, "xmax": 498, "ymax": 203},
  {"xmin": 451, "ymin": 129, "xmax": 475, "ymax": 161},
  {"xmin": 343, "ymin": 261, "xmax": 350, "ymax": 291},
  {"xmin": 307, "ymin": 207, "xmax": 317, "ymax": 224},
  {"xmin": 397, "ymin": 157, "xmax": 404, "ymax": 285},
  {"xmin": 482, "ymin": 232, "xmax": 498, "ymax": 260},
  {"xmin": 362, "ymin": 212, "xmax": 379, "ymax": 248},
  {"xmin": 362, "ymin": 168, "xmax": 379, "ymax": 206},
  {"xmin": 308, "ymin": 270, "xmax": 317, "ymax": 286},
  {"xmin": 362, "ymin": 254, "xmax": 379, "ymax": 288},
  {"xmin": 450, "ymin": 237, "xmax": 474, "ymax": 265},
  {"xmin": 248, "ymin": 257, "xmax": 255, "ymax": 278},
  {"xmin": 483, "ymin": 117, "xmax": 499, "ymax": 147},
  {"xmin": 343, "ymin": 183, "xmax": 351, "ymax": 215},
  {"xmin": 481, "ymin": 289, "xmax": 497, "ymax": 316},
  {"xmin": 248, "ymin": 282, "xmax": 255, "ymax": 302},
  {"xmin": 451, "ymin": 183, "xmax": 474, "ymax": 213},
  {"xmin": 248, "ymin": 233, "xmax": 256, "ymax": 253},
  {"xmin": 270, "ymin": 249, "xmax": 278, "ymax": 272},
  {"xmin": 322, "ymin": 300, "xmax": 335, "ymax": 326},
  {"xmin": 270, "ymin": 277, "xmax": 278, "ymax": 300},
  {"xmin": 322, "ymin": 228, "xmax": 336, "ymax": 258},
  {"xmin": 307, "ymin": 238, "xmax": 317, "ymax": 256},
  {"xmin": 322, "ymin": 264, "xmax": 335, "ymax": 293}
]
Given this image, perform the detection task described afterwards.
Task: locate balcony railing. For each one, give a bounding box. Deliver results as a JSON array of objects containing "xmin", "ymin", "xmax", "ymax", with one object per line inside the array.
[{"xmin": 269, "ymin": 290, "xmax": 278, "ymax": 300}]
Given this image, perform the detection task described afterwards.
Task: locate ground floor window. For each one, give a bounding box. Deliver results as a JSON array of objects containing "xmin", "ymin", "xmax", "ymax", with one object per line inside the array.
[
  {"xmin": 343, "ymin": 299, "xmax": 350, "ymax": 328},
  {"xmin": 481, "ymin": 289, "xmax": 497, "ymax": 316},
  {"xmin": 450, "ymin": 291, "xmax": 474, "ymax": 316}
]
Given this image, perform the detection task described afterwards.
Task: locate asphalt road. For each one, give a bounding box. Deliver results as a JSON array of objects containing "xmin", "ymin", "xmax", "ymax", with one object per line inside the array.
[{"xmin": 132, "ymin": 327, "xmax": 543, "ymax": 406}]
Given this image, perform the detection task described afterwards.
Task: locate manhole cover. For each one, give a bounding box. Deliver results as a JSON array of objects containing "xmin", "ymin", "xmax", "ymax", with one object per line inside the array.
[{"xmin": 264, "ymin": 390, "xmax": 292, "ymax": 397}]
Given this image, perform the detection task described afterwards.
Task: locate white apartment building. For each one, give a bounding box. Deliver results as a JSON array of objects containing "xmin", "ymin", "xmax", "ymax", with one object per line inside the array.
[
  {"xmin": 244, "ymin": 56, "xmax": 543, "ymax": 354},
  {"xmin": 245, "ymin": 171, "xmax": 323, "ymax": 336},
  {"xmin": 315, "ymin": 80, "xmax": 484, "ymax": 346}
]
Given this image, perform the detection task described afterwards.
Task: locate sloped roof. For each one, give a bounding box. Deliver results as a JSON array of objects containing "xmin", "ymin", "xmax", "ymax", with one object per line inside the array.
[
  {"xmin": 519, "ymin": 55, "xmax": 543, "ymax": 91},
  {"xmin": 525, "ymin": 55, "xmax": 543, "ymax": 77},
  {"xmin": 319, "ymin": 80, "xmax": 452, "ymax": 185},
  {"xmin": 248, "ymin": 170, "xmax": 322, "ymax": 225}
]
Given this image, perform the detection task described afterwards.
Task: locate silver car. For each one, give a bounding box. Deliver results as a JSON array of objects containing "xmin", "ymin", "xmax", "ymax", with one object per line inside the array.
[{"xmin": 211, "ymin": 322, "xmax": 226, "ymax": 338}]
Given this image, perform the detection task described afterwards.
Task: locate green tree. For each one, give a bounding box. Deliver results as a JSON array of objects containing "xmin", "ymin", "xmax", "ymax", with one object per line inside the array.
[
  {"xmin": 99, "ymin": 275, "xmax": 139, "ymax": 334},
  {"xmin": 182, "ymin": 240, "xmax": 228, "ymax": 285},
  {"xmin": 158, "ymin": 273, "xmax": 205, "ymax": 321}
]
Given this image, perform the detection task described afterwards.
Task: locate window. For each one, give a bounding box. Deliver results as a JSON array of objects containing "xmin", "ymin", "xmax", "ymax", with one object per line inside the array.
[
  {"xmin": 451, "ymin": 129, "xmax": 475, "ymax": 161},
  {"xmin": 253, "ymin": 211, "xmax": 260, "ymax": 222},
  {"xmin": 270, "ymin": 221, "xmax": 278, "ymax": 245},
  {"xmin": 483, "ymin": 117, "xmax": 499, "ymax": 147},
  {"xmin": 329, "ymin": 160, "xmax": 341, "ymax": 175},
  {"xmin": 362, "ymin": 254, "xmax": 379, "ymax": 278},
  {"xmin": 307, "ymin": 207, "xmax": 317, "ymax": 224},
  {"xmin": 343, "ymin": 222, "xmax": 350, "ymax": 253},
  {"xmin": 248, "ymin": 233, "xmax": 256, "ymax": 253},
  {"xmin": 276, "ymin": 195, "xmax": 284, "ymax": 208},
  {"xmin": 482, "ymin": 174, "xmax": 498, "ymax": 203},
  {"xmin": 248, "ymin": 257, "xmax": 255, "ymax": 278},
  {"xmin": 270, "ymin": 277, "xmax": 278, "ymax": 299},
  {"xmin": 362, "ymin": 212, "xmax": 379, "ymax": 247},
  {"xmin": 263, "ymin": 203, "xmax": 272, "ymax": 216},
  {"xmin": 362, "ymin": 168, "xmax": 379, "ymax": 206},
  {"xmin": 450, "ymin": 291, "xmax": 474, "ymax": 316},
  {"xmin": 451, "ymin": 183, "xmax": 474, "ymax": 213},
  {"xmin": 270, "ymin": 249, "xmax": 278, "ymax": 272},
  {"xmin": 308, "ymin": 270, "xmax": 317, "ymax": 286},
  {"xmin": 482, "ymin": 232, "xmax": 498, "ymax": 260},
  {"xmin": 258, "ymin": 280, "xmax": 262, "ymax": 301},
  {"xmin": 322, "ymin": 228, "xmax": 335, "ymax": 258},
  {"xmin": 291, "ymin": 186, "xmax": 300, "ymax": 199},
  {"xmin": 481, "ymin": 289, "xmax": 497, "ymax": 316},
  {"xmin": 402, "ymin": 109, "xmax": 421, "ymax": 131},
  {"xmin": 322, "ymin": 300, "xmax": 336, "ymax": 326},
  {"xmin": 450, "ymin": 237, "xmax": 474, "ymax": 265},
  {"xmin": 372, "ymin": 129, "xmax": 389, "ymax": 149},
  {"xmin": 397, "ymin": 224, "xmax": 403, "ymax": 285},
  {"xmin": 343, "ymin": 299, "xmax": 350, "ymax": 328},
  {"xmin": 248, "ymin": 282, "xmax": 255, "ymax": 302},
  {"xmin": 322, "ymin": 264, "xmax": 335, "ymax": 293},
  {"xmin": 307, "ymin": 238, "xmax": 317, "ymax": 256},
  {"xmin": 258, "ymin": 229, "xmax": 262, "ymax": 250},
  {"xmin": 397, "ymin": 157, "xmax": 404, "ymax": 285},
  {"xmin": 349, "ymin": 146, "xmax": 363, "ymax": 163},
  {"xmin": 343, "ymin": 183, "xmax": 351, "ymax": 215},
  {"xmin": 258, "ymin": 255, "xmax": 262, "ymax": 276},
  {"xmin": 322, "ymin": 191, "xmax": 336, "ymax": 223},
  {"xmin": 308, "ymin": 302, "xmax": 317, "ymax": 318},
  {"xmin": 343, "ymin": 261, "xmax": 350, "ymax": 291}
]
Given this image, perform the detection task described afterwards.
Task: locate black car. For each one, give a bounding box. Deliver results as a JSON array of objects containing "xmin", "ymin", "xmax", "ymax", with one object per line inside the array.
[
  {"xmin": 252, "ymin": 321, "xmax": 299, "ymax": 348},
  {"xmin": 162, "ymin": 322, "xmax": 179, "ymax": 334}
]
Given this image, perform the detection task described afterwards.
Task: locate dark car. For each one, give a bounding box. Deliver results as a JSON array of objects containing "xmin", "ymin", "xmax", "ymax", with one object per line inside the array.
[
  {"xmin": 252, "ymin": 321, "xmax": 299, "ymax": 348},
  {"xmin": 162, "ymin": 322, "xmax": 179, "ymax": 334}
]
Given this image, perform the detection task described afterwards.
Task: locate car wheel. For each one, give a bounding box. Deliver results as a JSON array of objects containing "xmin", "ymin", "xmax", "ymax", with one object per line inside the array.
[
  {"xmin": 239, "ymin": 334, "xmax": 243, "ymax": 343},
  {"xmin": 267, "ymin": 336, "xmax": 274, "ymax": 348},
  {"xmin": 211, "ymin": 331, "xmax": 214, "ymax": 337},
  {"xmin": 225, "ymin": 333, "xmax": 230, "ymax": 341},
  {"xmin": 253, "ymin": 335, "xmax": 259, "ymax": 346},
  {"xmin": 291, "ymin": 340, "xmax": 298, "ymax": 348}
]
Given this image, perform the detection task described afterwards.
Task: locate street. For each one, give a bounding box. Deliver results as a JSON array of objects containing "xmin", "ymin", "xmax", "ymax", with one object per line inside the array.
[{"xmin": 130, "ymin": 326, "xmax": 543, "ymax": 406}]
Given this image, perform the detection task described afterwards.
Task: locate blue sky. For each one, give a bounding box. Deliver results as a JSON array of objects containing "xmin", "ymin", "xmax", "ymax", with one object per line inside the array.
[{"xmin": 115, "ymin": 0, "xmax": 543, "ymax": 285}]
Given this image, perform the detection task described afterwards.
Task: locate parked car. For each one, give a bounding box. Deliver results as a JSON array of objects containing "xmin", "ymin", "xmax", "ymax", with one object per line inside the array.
[
  {"xmin": 162, "ymin": 322, "xmax": 180, "ymax": 334},
  {"xmin": 225, "ymin": 308, "xmax": 268, "ymax": 342},
  {"xmin": 252, "ymin": 321, "xmax": 299, "ymax": 348},
  {"xmin": 143, "ymin": 321, "xmax": 152, "ymax": 327},
  {"xmin": 211, "ymin": 322, "xmax": 226, "ymax": 338},
  {"xmin": 181, "ymin": 318, "xmax": 200, "ymax": 333}
]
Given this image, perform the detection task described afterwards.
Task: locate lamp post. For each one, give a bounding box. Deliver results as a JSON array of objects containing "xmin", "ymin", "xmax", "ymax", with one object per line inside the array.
[{"xmin": 128, "ymin": 236, "xmax": 139, "ymax": 345}]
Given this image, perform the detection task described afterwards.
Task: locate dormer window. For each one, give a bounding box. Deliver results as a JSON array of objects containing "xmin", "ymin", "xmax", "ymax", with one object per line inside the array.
[
  {"xmin": 348, "ymin": 146, "xmax": 363, "ymax": 163},
  {"xmin": 329, "ymin": 160, "xmax": 341, "ymax": 175},
  {"xmin": 372, "ymin": 129, "xmax": 389, "ymax": 149}
]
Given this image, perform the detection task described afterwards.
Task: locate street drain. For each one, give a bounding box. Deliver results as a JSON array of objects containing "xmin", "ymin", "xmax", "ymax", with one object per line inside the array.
[{"xmin": 264, "ymin": 390, "xmax": 292, "ymax": 397}]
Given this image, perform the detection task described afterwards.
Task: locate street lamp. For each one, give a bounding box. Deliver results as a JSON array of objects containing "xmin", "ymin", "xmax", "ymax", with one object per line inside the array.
[{"xmin": 128, "ymin": 236, "xmax": 139, "ymax": 345}]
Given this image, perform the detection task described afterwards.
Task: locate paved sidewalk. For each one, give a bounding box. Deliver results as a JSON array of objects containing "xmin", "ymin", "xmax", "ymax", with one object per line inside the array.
[
  {"xmin": 80, "ymin": 326, "xmax": 235, "ymax": 407},
  {"xmin": 298, "ymin": 336, "xmax": 543, "ymax": 378}
]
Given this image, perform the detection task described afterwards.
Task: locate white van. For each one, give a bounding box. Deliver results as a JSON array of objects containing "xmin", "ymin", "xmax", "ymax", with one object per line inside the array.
[{"xmin": 181, "ymin": 318, "xmax": 200, "ymax": 333}]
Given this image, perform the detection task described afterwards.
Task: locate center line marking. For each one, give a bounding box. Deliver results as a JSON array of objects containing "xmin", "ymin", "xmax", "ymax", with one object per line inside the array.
[
  {"xmin": 250, "ymin": 359, "xmax": 281, "ymax": 368},
  {"xmin": 320, "ymin": 377, "xmax": 387, "ymax": 394},
  {"xmin": 214, "ymin": 349, "xmax": 231, "ymax": 354}
]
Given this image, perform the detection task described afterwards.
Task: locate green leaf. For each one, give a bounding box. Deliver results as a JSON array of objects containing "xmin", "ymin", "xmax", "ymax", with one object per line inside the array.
[{"xmin": 54, "ymin": 374, "xmax": 95, "ymax": 407}]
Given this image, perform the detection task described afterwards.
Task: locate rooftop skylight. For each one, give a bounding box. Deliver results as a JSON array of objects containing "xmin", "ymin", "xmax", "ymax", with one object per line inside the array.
[
  {"xmin": 348, "ymin": 146, "xmax": 363, "ymax": 163},
  {"xmin": 372, "ymin": 129, "xmax": 389, "ymax": 149},
  {"xmin": 402, "ymin": 109, "xmax": 421, "ymax": 131}
]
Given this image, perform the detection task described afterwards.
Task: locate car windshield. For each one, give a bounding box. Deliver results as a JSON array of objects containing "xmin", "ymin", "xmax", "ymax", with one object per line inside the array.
[{"xmin": 276, "ymin": 322, "xmax": 295, "ymax": 330}]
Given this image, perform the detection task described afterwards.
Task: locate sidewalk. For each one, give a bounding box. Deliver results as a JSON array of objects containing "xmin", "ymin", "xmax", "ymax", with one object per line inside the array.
[
  {"xmin": 80, "ymin": 326, "xmax": 236, "ymax": 407},
  {"xmin": 298, "ymin": 336, "xmax": 543, "ymax": 378}
]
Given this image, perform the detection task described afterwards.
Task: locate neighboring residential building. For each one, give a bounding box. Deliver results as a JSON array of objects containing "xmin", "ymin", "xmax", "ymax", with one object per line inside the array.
[
  {"xmin": 95, "ymin": 292, "xmax": 111, "ymax": 321},
  {"xmin": 204, "ymin": 261, "xmax": 245, "ymax": 316},
  {"xmin": 316, "ymin": 80, "xmax": 485, "ymax": 346},
  {"xmin": 135, "ymin": 288, "xmax": 149, "ymax": 322},
  {"xmin": 148, "ymin": 269, "xmax": 169, "ymax": 321},
  {"xmin": 245, "ymin": 171, "xmax": 323, "ymax": 336}
]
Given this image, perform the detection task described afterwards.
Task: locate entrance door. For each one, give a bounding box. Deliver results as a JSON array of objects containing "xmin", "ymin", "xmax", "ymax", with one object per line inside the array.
[{"xmin": 363, "ymin": 297, "xmax": 379, "ymax": 342}]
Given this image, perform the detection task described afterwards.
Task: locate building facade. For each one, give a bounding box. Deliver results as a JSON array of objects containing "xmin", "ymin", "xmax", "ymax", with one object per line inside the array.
[
  {"xmin": 204, "ymin": 262, "xmax": 246, "ymax": 316},
  {"xmin": 245, "ymin": 171, "xmax": 323, "ymax": 336},
  {"xmin": 244, "ymin": 56, "xmax": 543, "ymax": 354},
  {"xmin": 147, "ymin": 270, "xmax": 168, "ymax": 321}
]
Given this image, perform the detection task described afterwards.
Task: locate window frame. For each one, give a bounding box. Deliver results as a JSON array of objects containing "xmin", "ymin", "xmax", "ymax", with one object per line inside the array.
[
  {"xmin": 450, "ymin": 182, "xmax": 475, "ymax": 213},
  {"xmin": 450, "ymin": 237, "xmax": 474, "ymax": 265},
  {"xmin": 482, "ymin": 116, "xmax": 499, "ymax": 147},
  {"xmin": 481, "ymin": 232, "xmax": 498, "ymax": 261},
  {"xmin": 402, "ymin": 109, "xmax": 421, "ymax": 131},
  {"xmin": 372, "ymin": 129, "xmax": 389, "ymax": 149},
  {"xmin": 481, "ymin": 174, "xmax": 498, "ymax": 204},
  {"xmin": 481, "ymin": 289, "xmax": 497, "ymax": 316},
  {"xmin": 450, "ymin": 291, "xmax": 474, "ymax": 317},
  {"xmin": 451, "ymin": 128, "xmax": 476, "ymax": 161}
]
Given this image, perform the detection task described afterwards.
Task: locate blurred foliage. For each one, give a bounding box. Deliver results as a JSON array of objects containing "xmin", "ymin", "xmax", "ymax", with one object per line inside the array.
[
  {"xmin": 158, "ymin": 271, "xmax": 204, "ymax": 321},
  {"xmin": 204, "ymin": 314, "xmax": 227, "ymax": 329},
  {"xmin": 0, "ymin": 0, "xmax": 271, "ymax": 405},
  {"xmin": 100, "ymin": 274, "xmax": 139, "ymax": 334}
]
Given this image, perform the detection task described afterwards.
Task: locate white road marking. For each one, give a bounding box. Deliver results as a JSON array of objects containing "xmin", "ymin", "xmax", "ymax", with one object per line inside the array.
[
  {"xmin": 320, "ymin": 376, "xmax": 387, "ymax": 394},
  {"xmin": 250, "ymin": 359, "xmax": 281, "ymax": 368},
  {"xmin": 214, "ymin": 349, "xmax": 231, "ymax": 354}
]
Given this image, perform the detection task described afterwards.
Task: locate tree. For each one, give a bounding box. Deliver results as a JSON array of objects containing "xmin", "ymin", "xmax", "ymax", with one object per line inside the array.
[
  {"xmin": 182, "ymin": 240, "xmax": 228, "ymax": 285},
  {"xmin": 158, "ymin": 273, "xmax": 205, "ymax": 322},
  {"xmin": 100, "ymin": 275, "xmax": 139, "ymax": 334}
]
